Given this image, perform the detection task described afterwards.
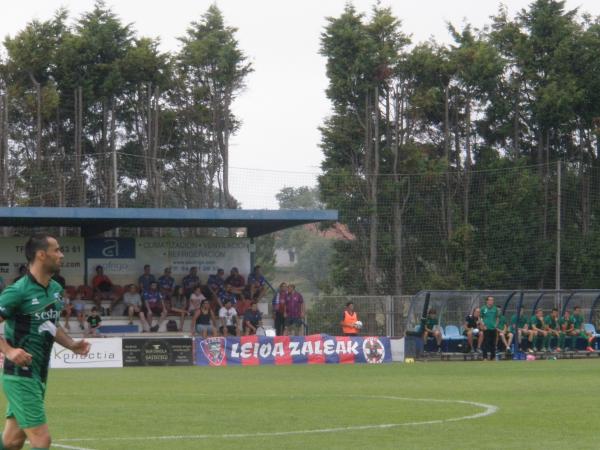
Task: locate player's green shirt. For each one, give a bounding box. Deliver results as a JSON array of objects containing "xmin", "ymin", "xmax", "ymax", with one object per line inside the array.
[
  {"xmin": 481, "ymin": 305, "xmax": 498, "ymax": 329},
  {"xmin": 530, "ymin": 315, "xmax": 544, "ymax": 329},
  {"xmin": 545, "ymin": 315, "xmax": 559, "ymax": 330},
  {"xmin": 559, "ymin": 317, "xmax": 572, "ymax": 332},
  {"xmin": 510, "ymin": 314, "xmax": 528, "ymax": 329},
  {"xmin": 497, "ymin": 315, "xmax": 507, "ymax": 330},
  {"xmin": 570, "ymin": 314, "xmax": 584, "ymax": 330},
  {"xmin": 0, "ymin": 274, "xmax": 64, "ymax": 383}
]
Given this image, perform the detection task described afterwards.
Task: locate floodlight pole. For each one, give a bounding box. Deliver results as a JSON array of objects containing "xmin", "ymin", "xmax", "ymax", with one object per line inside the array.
[{"xmin": 555, "ymin": 160, "xmax": 561, "ymax": 308}]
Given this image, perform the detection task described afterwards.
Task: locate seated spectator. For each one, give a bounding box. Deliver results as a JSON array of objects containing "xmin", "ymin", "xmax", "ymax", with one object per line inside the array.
[
  {"xmin": 545, "ymin": 307, "xmax": 564, "ymax": 352},
  {"xmin": 158, "ymin": 267, "xmax": 175, "ymax": 300},
  {"xmin": 189, "ymin": 286, "xmax": 207, "ymax": 316},
  {"xmin": 182, "ymin": 267, "xmax": 201, "ymax": 298},
  {"xmin": 219, "ymin": 299, "xmax": 239, "ymax": 337},
  {"xmin": 123, "ymin": 284, "xmax": 149, "ymax": 330},
  {"xmin": 207, "ymin": 269, "xmax": 225, "ymax": 298},
  {"xmin": 52, "ymin": 269, "xmax": 66, "ymax": 289},
  {"xmin": 569, "ymin": 306, "xmax": 595, "ymax": 352},
  {"xmin": 62, "ymin": 286, "xmax": 76, "ymax": 330},
  {"xmin": 91, "ymin": 265, "xmax": 115, "ymax": 312},
  {"xmin": 496, "ymin": 314, "xmax": 513, "ymax": 353},
  {"xmin": 284, "ymin": 284, "xmax": 304, "ymax": 336},
  {"xmin": 218, "ymin": 284, "xmax": 237, "ymax": 310},
  {"xmin": 143, "ymin": 281, "xmax": 168, "ymax": 332},
  {"xmin": 225, "ymin": 267, "xmax": 245, "ymax": 295},
  {"xmin": 529, "ymin": 308, "xmax": 549, "ymax": 352},
  {"xmin": 86, "ymin": 307, "xmax": 102, "ymax": 337},
  {"xmin": 71, "ymin": 286, "xmax": 88, "ymax": 330},
  {"xmin": 247, "ymin": 265, "xmax": 267, "ymax": 301},
  {"xmin": 13, "ymin": 265, "xmax": 27, "ymax": 284},
  {"xmin": 422, "ymin": 308, "xmax": 442, "ymax": 352},
  {"xmin": 236, "ymin": 292, "xmax": 253, "ymax": 317},
  {"xmin": 511, "ymin": 306, "xmax": 532, "ymax": 352},
  {"xmin": 168, "ymin": 286, "xmax": 189, "ymax": 332},
  {"xmin": 191, "ymin": 299, "xmax": 217, "ymax": 338},
  {"xmin": 244, "ymin": 302, "xmax": 263, "ymax": 335},
  {"xmin": 463, "ymin": 307, "xmax": 482, "ymax": 353},
  {"xmin": 138, "ymin": 264, "xmax": 156, "ymax": 293}
]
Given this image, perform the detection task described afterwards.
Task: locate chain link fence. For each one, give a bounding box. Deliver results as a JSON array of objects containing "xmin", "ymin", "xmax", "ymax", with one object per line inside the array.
[{"xmin": 305, "ymin": 295, "xmax": 411, "ymax": 337}]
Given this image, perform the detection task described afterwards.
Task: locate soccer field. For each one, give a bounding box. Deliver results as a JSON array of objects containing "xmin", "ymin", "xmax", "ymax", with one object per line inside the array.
[{"xmin": 5, "ymin": 360, "xmax": 598, "ymax": 450}]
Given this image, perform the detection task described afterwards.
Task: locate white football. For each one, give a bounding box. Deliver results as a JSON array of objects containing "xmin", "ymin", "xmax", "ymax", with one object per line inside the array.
[{"xmin": 355, "ymin": 321, "xmax": 363, "ymax": 329}]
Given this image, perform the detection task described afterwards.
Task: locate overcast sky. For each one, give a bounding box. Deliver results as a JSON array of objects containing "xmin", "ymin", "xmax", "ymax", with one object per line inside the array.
[{"xmin": 2, "ymin": 0, "xmax": 599, "ymax": 208}]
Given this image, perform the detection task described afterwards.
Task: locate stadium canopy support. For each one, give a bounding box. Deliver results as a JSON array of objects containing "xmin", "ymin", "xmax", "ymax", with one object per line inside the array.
[{"xmin": 0, "ymin": 207, "xmax": 338, "ymax": 238}]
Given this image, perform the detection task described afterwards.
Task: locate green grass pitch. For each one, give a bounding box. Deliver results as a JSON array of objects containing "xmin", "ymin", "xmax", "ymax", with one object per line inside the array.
[{"xmin": 3, "ymin": 360, "xmax": 598, "ymax": 449}]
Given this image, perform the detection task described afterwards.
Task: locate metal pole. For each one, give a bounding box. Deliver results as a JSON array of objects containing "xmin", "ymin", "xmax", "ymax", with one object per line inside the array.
[
  {"xmin": 113, "ymin": 146, "xmax": 119, "ymax": 237},
  {"xmin": 556, "ymin": 160, "xmax": 561, "ymax": 307}
]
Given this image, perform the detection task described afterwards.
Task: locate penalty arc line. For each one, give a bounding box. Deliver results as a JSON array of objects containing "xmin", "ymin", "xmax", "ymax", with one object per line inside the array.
[{"xmin": 56, "ymin": 396, "xmax": 498, "ymax": 445}]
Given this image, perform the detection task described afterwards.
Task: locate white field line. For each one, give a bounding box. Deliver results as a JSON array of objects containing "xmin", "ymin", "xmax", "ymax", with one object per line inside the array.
[
  {"xmin": 55, "ymin": 396, "xmax": 498, "ymax": 445},
  {"xmin": 53, "ymin": 444, "xmax": 97, "ymax": 450}
]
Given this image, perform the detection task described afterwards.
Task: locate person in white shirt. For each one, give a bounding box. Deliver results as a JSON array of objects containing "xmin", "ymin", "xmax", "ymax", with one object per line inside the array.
[
  {"xmin": 219, "ymin": 299, "xmax": 239, "ymax": 336},
  {"xmin": 123, "ymin": 284, "xmax": 149, "ymax": 331}
]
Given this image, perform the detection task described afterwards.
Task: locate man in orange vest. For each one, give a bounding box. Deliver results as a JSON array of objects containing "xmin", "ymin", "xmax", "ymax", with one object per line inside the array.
[{"xmin": 340, "ymin": 301, "xmax": 360, "ymax": 336}]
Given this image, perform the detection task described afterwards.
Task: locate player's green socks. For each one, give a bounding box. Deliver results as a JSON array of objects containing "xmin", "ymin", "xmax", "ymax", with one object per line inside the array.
[{"xmin": 0, "ymin": 437, "xmax": 5, "ymax": 450}]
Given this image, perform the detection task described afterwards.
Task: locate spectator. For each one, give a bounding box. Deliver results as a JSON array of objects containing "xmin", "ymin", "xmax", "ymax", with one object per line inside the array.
[
  {"xmin": 62, "ymin": 287, "xmax": 75, "ymax": 330},
  {"xmin": 529, "ymin": 308, "xmax": 548, "ymax": 352},
  {"xmin": 218, "ymin": 284, "xmax": 237, "ymax": 310},
  {"xmin": 569, "ymin": 306, "xmax": 594, "ymax": 352},
  {"xmin": 168, "ymin": 286, "xmax": 189, "ymax": 332},
  {"xmin": 182, "ymin": 267, "xmax": 200, "ymax": 298},
  {"xmin": 91, "ymin": 265, "xmax": 115, "ymax": 313},
  {"xmin": 52, "ymin": 269, "xmax": 66, "ymax": 289},
  {"xmin": 247, "ymin": 265, "xmax": 267, "ymax": 301},
  {"xmin": 71, "ymin": 286, "xmax": 87, "ymax": 330},
  {"xmin": 219, "ymin": 299, "xmax": 239, "ymax": 337},
  {"xmin": 272, "ymin": 282, "xmax": 287, "ymax": 336},
  {"xmin": 561, "ymin": 310, "xmax": 574, "ymax": 350},
  {"xmin": 138, "ymin": 264, "xmax": 156, "ymax": 293},
  {"xmin": 510, "ymin": 306, "xmax": 532, "ymax": 352},
  {"xmin": 189, "ymin": 286, "xmax": 206, "ymax": 316},
  {"xmin": 243, "ymin": 302, "xmax": 263, "ymax": 335},
  {"xmin": 207, "ymin": 268, "xmax": 225, "ymax": 298},
  {"xmin": 123, "ymin": 284, "xmax": 149, "ymax": 330},
  {"xmin": 86, "ymin": 307, "xmax": 102, "ymax": 337},
  {"xmin": 13, "ymin": 264, "xmax": 27, "ymax": 283},
  {"xmin": 191, "ymin": 299, "xmax": 217, "ymax": 338},
  {"xmin": 422, "ymin": 308, "xmax": 442, "ymax": 352},
  {"xmin": 158, "ymin": 267, "xmax": 175, "ymax": 300},
  {"xmin": 236, "ymin": 292, "xmax": 253, "ymax": 317},
  {"xmin": 545, "ymin": 307, "xmax": 565, "ymax": 352},
  {"xmin": 225, "ymin": 267, "xmax": 245, "ymax": 295},
  {"xmin": 284, "ymin": 284, "xmax": 305, "ymax": 336},
  {"xmin": 463, "ymin": 307, "xmax": 482, "ymax": 353},
  {"xmin": 143, "ymin": 281, "xmax": 168, "ymax": 332},
  {"xmin": 481, "ymin": 296, "xmax": 499, "ymax": 360},
  {"xmin": 0, "ymin": 275, "xmax": 4, "ymax": 293},
  {"xmin": 496, "ymin": 314, "xmax": 513, "ymax": 353}
]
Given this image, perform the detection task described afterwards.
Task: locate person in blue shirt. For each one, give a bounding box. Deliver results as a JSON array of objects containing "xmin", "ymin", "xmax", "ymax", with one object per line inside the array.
[
  {"xmin": 138, "ymin": 265, "xmax": 156, "ymax": 293},
  {"xmin": 207, "ymin": 269, "xmax": 225, "ymax": 298},
  {"xmin": 247, "ymin": 265, "xmax": 267, "ymax": 301},
  {"xmin": 157, "ymin": 267, "xmax": 175, "ymax": 300}
]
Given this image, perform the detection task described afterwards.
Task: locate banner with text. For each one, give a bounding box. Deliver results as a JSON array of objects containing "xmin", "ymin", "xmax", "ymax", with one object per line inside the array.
[
  {"xmin": 195, "ymin": 334, "xmax": 392, "ymax": 366},
  {"xmin": 122, "ymin": 338, "xmax": 194, "ymax": 366},
  {"xmin": 50, "ymin": 338, "xmax": 123, "ymax": 368},
  {"xmin": 0, "ymin": 237, "xmax": 84, "ymax": 286},
  {"xmin": 86, "ymin": 237, "xmax": 250, "ymax": 285}
]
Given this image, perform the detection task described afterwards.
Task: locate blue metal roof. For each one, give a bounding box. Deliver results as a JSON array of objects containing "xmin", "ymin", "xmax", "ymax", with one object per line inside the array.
[{"xmin": 0, "ymin": 207, "xmax": 338, "ymax": 238}]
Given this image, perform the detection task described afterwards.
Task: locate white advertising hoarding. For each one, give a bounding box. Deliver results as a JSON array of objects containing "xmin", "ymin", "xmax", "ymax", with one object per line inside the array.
[
  {"xmin": 86, "ymin": 237, "xmax": 251, "ymax": 286},
  {"xmin": 50, "ymin": 338, "xmax": 123, "ymax": 368},
  {"xmin": 0, "ymin": 237, "xmax": 84, "ymax": 286}
]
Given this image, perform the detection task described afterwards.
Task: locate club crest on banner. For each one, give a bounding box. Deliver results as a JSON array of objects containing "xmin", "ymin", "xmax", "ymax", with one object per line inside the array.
[
  {"xmin": 362, "ymin": 337, "xmax": 385, "ymax": 364},
  {"xmin": 200, "ymin": 337, "xmax": 226, "ymax": 366}
]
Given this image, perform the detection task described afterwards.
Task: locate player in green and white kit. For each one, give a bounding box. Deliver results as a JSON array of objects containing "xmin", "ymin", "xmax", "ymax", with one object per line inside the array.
[
  {"xmin": 544, "ymin": 307, "xmax": 565, "ymax": 352},
  {"xmin": 529, "ymin": 309, "xmax": 549, "ymax": 352},
  {"xmin": 569, "ymin": 306, "xmax": 594, "ymax": 352},
  {"xmin": 0, "ymin": 234, "xmax": 90, "ymax": 450}
]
